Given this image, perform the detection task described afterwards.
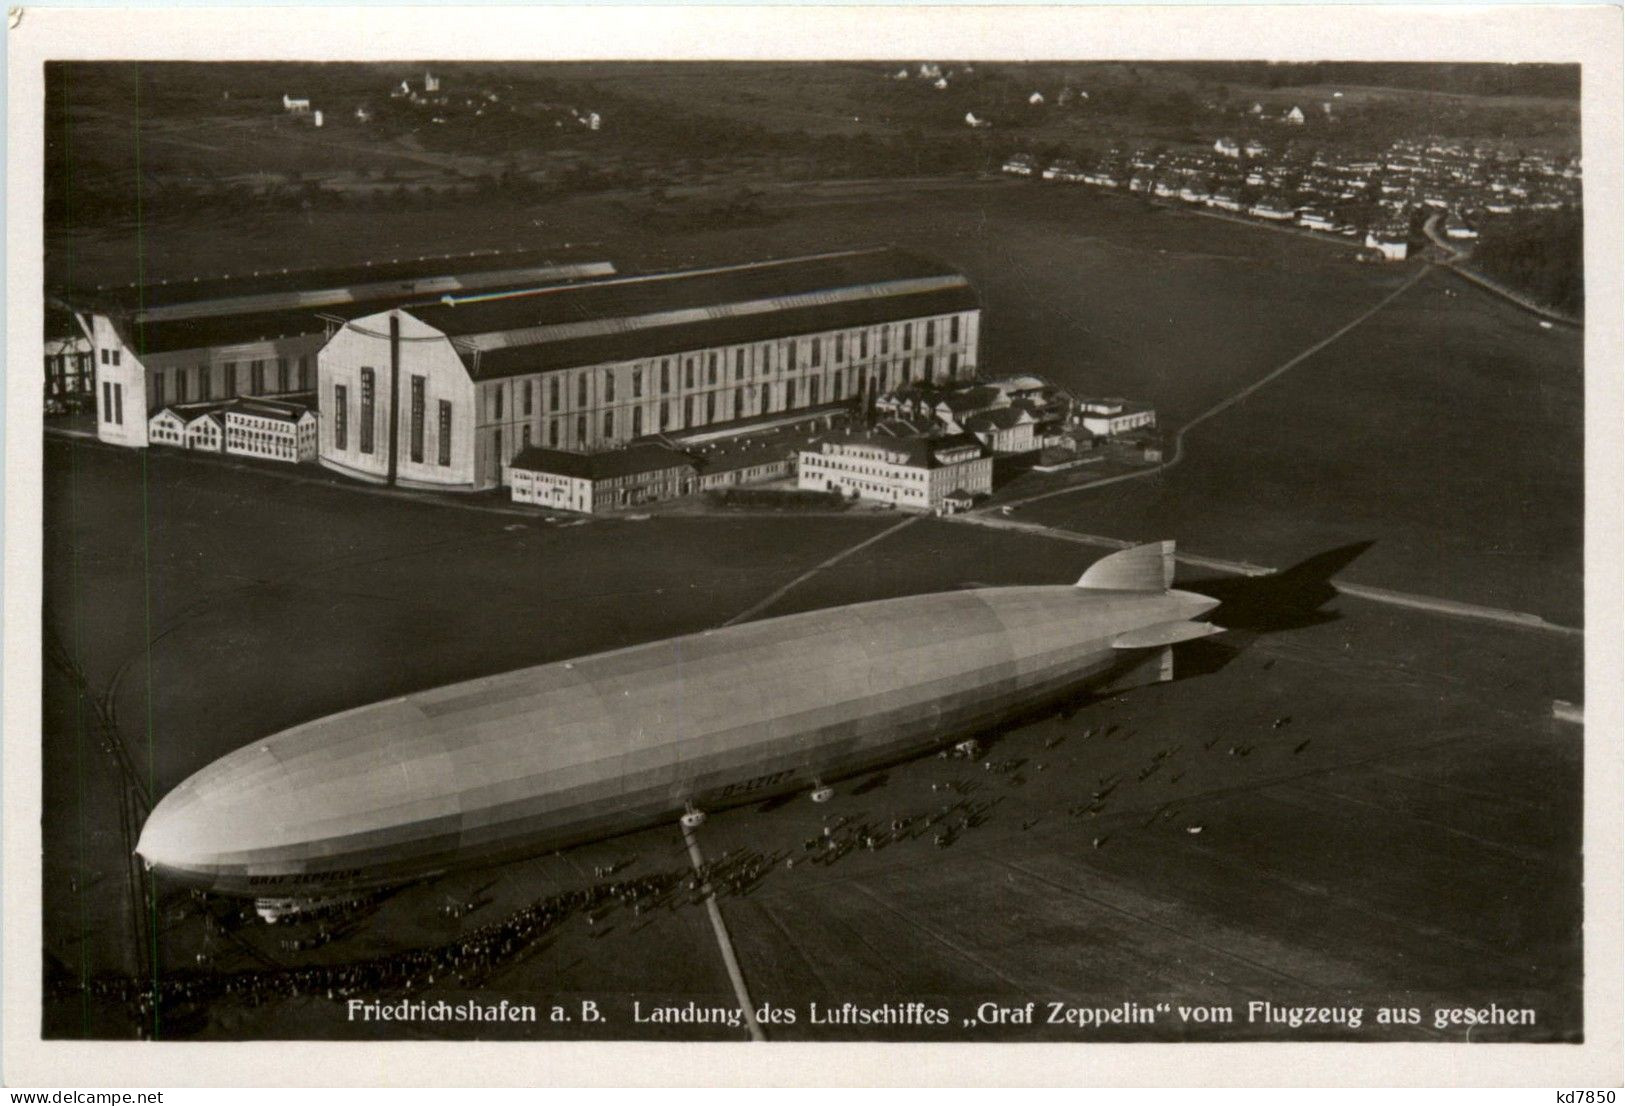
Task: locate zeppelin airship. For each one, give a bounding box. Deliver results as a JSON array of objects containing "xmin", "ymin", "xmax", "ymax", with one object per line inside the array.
[{"xmin": 137, "ymin": 541, "xmax": 1220, "ymax": 911}]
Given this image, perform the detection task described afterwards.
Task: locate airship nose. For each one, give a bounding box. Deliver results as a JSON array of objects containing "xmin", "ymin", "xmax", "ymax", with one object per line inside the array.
[
  {"xmin": 134, "ymin": 745, "xmax": 277, "ymax": 880},
  {"xmin": 134, "ymin": 788, "xmax": 197, "ymax": 874}
]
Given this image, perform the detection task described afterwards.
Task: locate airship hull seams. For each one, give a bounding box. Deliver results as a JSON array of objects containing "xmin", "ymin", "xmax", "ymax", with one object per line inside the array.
[
  {"xmin": 146, "ymin": 652, "xmax": 1128, "ymax": 896},
  {"xmin": 138, "ymin": 566, "xmax": 1220, "ymax": 898}
]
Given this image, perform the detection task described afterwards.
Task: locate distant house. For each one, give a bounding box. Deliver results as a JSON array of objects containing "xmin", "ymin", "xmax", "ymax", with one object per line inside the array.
[
  {"xmin": 282, "ymin": 94, "xmax": 311, "ymax": 115},
  {"xmin": 1214, "ymin": 136, "xmax": 1241, "ymax": 158},
  {"xmin": 1179, "ymin": 180, "xmax": 1211, "ymax": 204},
  {"xmin": 965, "ymin": 112, "xmax": 992, "ymax": 130},
  {"xmin": 1297, "ymin": 208, "xmax": 1336, "ymax": 232},
  {"xmin": 1244, "ymin": 139, "xmax": 1269, "ymax": 159},
  {"xmin": 1444, "ymin": 215, "xmax": 1479, "ymax": 240},
  {"xmin": 1001, "ymin": 153, "xmax": 1038, "ymax": 177},
  {"xmin": 933, "ymin": 77, "xmax": 949, "ymax": 91},
  {"xmin": 1249, "ymin": 196, "xmax": 1295, "ymax": 221},
  {"xmin": 1043, "ymin": 159, "xmax": 1082, "ymax": 181},
  {"xmin": 1283, "ymin": 106, "xmax": 1306, "ymax": 125},
  {"xmin": 424, "ymin": 71, "xmax": 441, "ymax": 93},
  {"xmin": 1365, "ymin": 225, "xmax": 1410, "ymax": 261},
  {"xmin": 354, "ymin": 105, "xmax": 373, "ymax": 123},
  {"xmin": 1028, "ymin": 91, "xmax": 1045, "ymax": 105}
]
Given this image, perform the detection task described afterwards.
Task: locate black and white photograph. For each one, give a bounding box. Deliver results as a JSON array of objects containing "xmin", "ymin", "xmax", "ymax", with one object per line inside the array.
[{"xmin": 5, "ymin": 3, "xmax": 1621, "ymax": 1089}]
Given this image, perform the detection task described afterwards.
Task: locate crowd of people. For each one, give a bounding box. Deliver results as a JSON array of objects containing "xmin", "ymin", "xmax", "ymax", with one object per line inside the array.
[{"xmin": 76, "ymin": 715, "xmax": 1288, "ymax": 1035}]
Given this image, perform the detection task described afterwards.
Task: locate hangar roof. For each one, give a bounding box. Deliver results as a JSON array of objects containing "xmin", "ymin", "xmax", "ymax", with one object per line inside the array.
[
  {"xmin": 419, "ymin": 247, "xmax": 979, "ymax": 381},
  {"xmin": 62, "ymin": 249, "xmax": 607, "ymax": 317},
  {"xmin": 66, "ymin": 252, "xmax": 614, "ymax": 358}
]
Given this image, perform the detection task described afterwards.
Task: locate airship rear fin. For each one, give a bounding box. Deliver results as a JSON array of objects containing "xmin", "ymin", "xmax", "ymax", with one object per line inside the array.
[
  {"xmin": 1076, "ymin": 540, "xmax": 1175, "ymax": 592},
  {"xmin": 1112, "ymin": 618, "xmax": 1223, "ymax": 649}
]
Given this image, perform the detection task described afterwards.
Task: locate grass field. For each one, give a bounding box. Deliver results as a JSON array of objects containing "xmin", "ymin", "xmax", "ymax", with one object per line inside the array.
[{"xmin": 43, "ymin": 438, "xmax": 1582, "ymax": 1041}]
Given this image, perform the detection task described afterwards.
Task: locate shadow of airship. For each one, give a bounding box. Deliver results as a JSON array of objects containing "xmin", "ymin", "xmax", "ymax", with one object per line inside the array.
[
  {"xmin": 1181, "ymin": 541, "xmax": 1375, "ymax": 634},
  {"xmin": 1166, "ymin": 541, "xmax": 1375, "ymax": 678}
]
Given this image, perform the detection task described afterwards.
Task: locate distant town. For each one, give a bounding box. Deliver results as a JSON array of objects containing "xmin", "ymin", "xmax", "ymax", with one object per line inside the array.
[{"xmin": 1001, "ymin": 133, "xmax": 1580, "ymax": 263}]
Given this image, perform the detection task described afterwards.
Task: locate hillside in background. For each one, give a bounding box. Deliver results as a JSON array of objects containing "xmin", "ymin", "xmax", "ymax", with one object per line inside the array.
[{"xmin": 46, "ymin": 61, "xmax": 1580, "ymax": 232}]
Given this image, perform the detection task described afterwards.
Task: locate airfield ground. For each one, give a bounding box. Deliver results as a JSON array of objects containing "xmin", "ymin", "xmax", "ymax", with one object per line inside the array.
[
  {"xmin": 44, "ymin": 435, "xmax": 1582, "ymax": 1042},
  {"xmin": 42, "ymin": 179, "xmax": 1585, "ymax": 1041},
  {"xmin": 51, "ymin": 178, "xmax": 1583, "ymax": 624}
]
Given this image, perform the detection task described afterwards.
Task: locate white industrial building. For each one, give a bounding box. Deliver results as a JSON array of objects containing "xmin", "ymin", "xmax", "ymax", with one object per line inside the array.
[
  {"xmin": 225, "ymin": 396, "xmax": 319, "ymax": 464},
  {"xmin": 798, "ymin": 425, "xmax": 992, "ymax": 512},
  {"xmin": 66, "ymin": 251, "xmax": 614, "ymax": 452},
  {"xmin": 317, "ymin": 247, "xmax": 981, "ymax": 492},
  {"xmin": 147, "ymin": 396, "xmax": 316, "ymax": 462},
  {"xmin": 508, "ymin": 444, "xmax": 696, "ymax": 514}
]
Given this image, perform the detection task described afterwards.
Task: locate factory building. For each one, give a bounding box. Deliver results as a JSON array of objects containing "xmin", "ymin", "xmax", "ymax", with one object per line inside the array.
[
  {"xmin": 317, "ymin": 247, "xmax": 981, "ymax": 492},
  {"xmin": 798, "ymin": 422, "xmax": 993, "ymax": 512},
  {"xmin": 146, "ymin": 395, "xmax": 318, "ymax": 462},
  {"xmin": 224, "ymin": 396, "xmax": 320, "ymax": 464},
  {"xmin": 508, "ymin": 444, "xmax": 696, "ymax": 514},
  {"xmin": 62, "ymin": 251, "xmax": 614, "ymax": 450}
]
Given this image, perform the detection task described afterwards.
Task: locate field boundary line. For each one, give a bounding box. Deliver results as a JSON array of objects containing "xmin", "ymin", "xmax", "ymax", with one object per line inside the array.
[
  {"xmin": 722, "ymin": 515, "xmax": 922, "ymax": 627},
  {"xmin": 942, "ymin": 513, "xmax": 1581, "ymax": 637}
]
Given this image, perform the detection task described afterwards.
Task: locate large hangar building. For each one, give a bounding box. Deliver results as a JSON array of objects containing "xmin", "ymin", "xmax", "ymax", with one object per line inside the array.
[
  {"xmin": 317, "ymin": 247, "xmax": 982, "ymax": 491},
  {"xmin": 67, "ymin": 251, "xmax": 615, "ymax": 450}
]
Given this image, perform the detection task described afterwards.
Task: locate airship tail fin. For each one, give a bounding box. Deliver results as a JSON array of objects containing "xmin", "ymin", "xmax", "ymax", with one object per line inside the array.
[{"xmin": 1076, "ymin": 540, "xmax": 1175, "ymax": 592}]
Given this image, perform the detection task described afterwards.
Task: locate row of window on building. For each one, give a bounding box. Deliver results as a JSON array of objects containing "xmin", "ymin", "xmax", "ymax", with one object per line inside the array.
[
  {"xmin": 486, "ymin": 356, "xmax": 969, "ymax": 451},
  {"xmin": 485, "ymin": 322, "xmax": 970, "ymax": 421},
  {"xmin": 332, "ymin": 371, "xmax": 454, "ymax": 467},
  {"xmin": 149, "ymin": 355, "xmax": 315, "ymax": 407},
  {"xmin": 148, "ymin": 400, "xmax": 318, "ymax": 465}
]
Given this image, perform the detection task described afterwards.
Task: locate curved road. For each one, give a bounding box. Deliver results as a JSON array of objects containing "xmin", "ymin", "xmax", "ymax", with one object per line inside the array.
[{"xmin": 1421, "ymin": 212, "xmax": 1581, "ymax": 327}]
